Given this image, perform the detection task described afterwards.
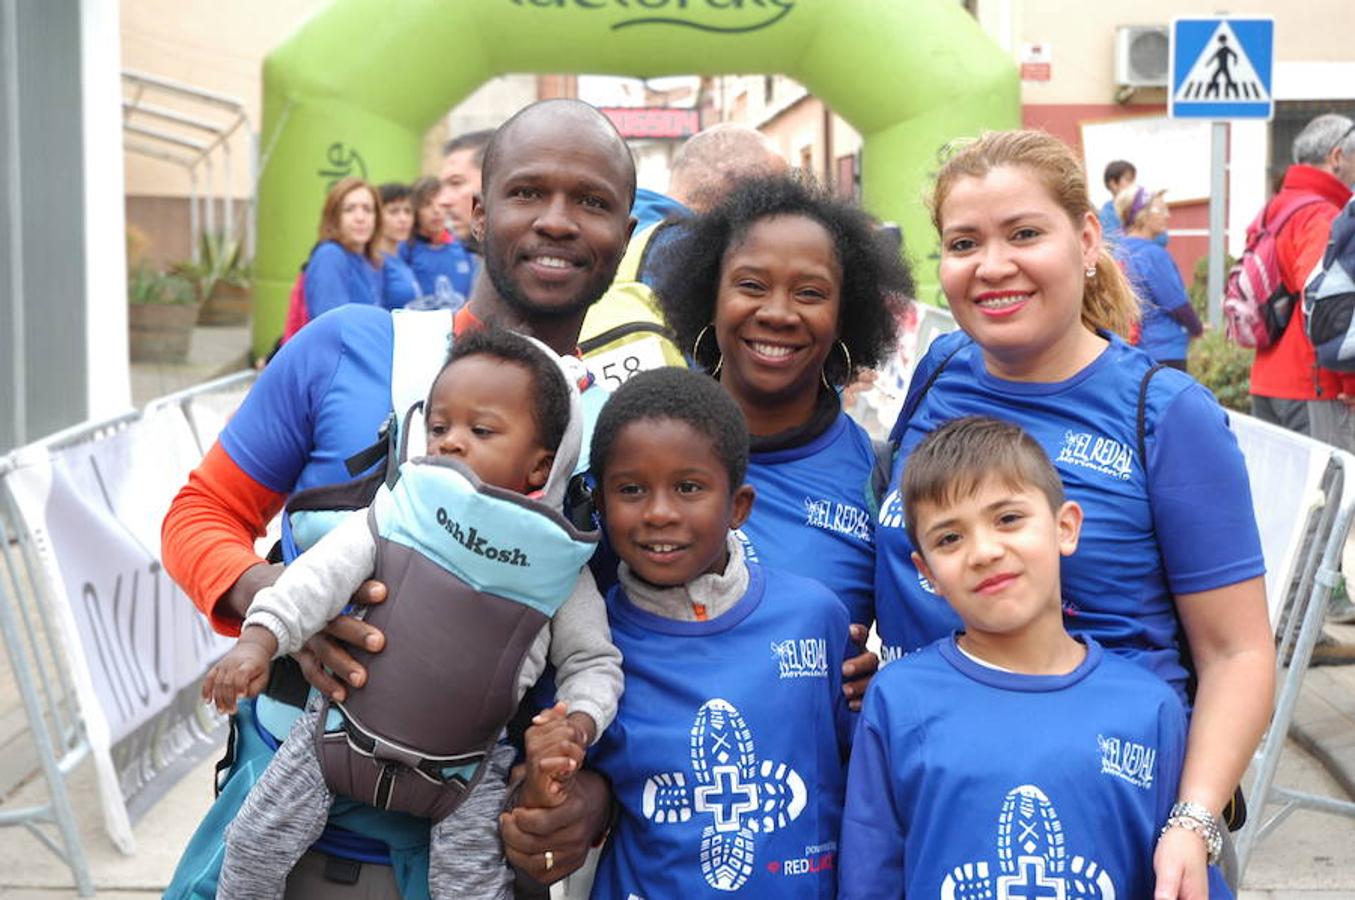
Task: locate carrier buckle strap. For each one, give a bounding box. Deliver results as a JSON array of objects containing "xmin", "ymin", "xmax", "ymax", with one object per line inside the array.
[
  {"xmin": 344, "ymin": 412, "xmax": 397, "ymax": 477},
  {"xmin": 334, "ymin": 702, "xmax": 486, "ymax": 784}
]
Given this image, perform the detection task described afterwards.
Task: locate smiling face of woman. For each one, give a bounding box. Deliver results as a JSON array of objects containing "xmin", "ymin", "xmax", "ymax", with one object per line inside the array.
[
  {"xmin": 337, "ymin": 186, "xmax": 376, "ymax": 252},
  {"xmin": 937, "ymin": 165, "xmax": 1104, "ymax": 382},
  {"xmin": 712, "ymin": 214, "xmax": 842, "ymax": 435}
]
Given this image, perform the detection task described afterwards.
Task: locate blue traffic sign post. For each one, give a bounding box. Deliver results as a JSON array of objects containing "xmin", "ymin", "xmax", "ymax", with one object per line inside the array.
[
  {"xmin": 1169, "ymin": 17, "xmax": 1275, "ymax": 327},
  {"xmin": 1170, "ymin": 18, "xmax": 1274, "ymax": 120}
]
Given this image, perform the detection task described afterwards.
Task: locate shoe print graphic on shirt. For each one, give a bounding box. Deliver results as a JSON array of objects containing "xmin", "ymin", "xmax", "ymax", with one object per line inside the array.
[
  {"xmin": 941, "ymin": 784, "xmax": 1117, "ymax": 900},
  {"xmin": 641, "ymin": 698, "xmax": 807, "ymax": 892}
]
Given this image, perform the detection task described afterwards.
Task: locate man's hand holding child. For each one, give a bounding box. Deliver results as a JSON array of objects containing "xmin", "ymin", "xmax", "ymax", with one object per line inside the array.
[{"xmin": 521, "ymin": 702, "xmax": 596, "ymax": 808}]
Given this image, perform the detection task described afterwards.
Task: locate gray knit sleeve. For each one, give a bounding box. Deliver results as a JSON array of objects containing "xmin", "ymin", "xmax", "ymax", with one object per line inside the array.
[
  {"xmin": 546, "ymin": 568, "xmax": 624, "ymax": 740},
  {"xmin": 243, "ymin": 509, "xmax": 377, "ymax": 657}
]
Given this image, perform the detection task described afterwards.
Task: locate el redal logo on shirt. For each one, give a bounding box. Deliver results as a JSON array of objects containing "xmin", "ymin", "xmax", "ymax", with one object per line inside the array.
[
  {"xmin": 771, "ymin": 638, "xmax": 829, "ymax": 679},
  {"xmin": 1056, "ymin": 430, "xmax": 1134, "ymax": 480},
  {"xmin": 1098, "ymin": 733, "xmax": 1156, "ymax": 789}
]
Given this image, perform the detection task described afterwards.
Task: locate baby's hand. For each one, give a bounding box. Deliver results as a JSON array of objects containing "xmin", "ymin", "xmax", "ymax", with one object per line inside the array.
[
  {"xmin": 521, "ymin": 703, "xmax": 595, "ymax": 809},
  {"xmin": 201, "ymin": 629, "xmax": 276, "ymax": 714}
]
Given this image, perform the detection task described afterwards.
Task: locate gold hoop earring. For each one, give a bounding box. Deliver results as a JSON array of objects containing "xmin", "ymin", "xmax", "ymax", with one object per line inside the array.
[
  {"xmin": 692, "ymin": 324, "xmax": 723, "ymax": 377},
  {"xmin": 821, "ymin": 339, "xmax": 853, "ymax": 390}
]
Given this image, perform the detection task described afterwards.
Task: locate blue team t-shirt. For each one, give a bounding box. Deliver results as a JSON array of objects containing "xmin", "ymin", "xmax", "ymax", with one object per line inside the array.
[
  {"xmin": 1118, "ymin": 235, "xmax": 1194, "ymax": 362},
  {"xmin": 221, "ymin": 304, "xmax": 408, "ymax": 561},
  {"xmin": 379, "ymin": 250, "xmax": 423, "ymax": 310},
  {"xmin": 874, "ymin": 331, "xmax": 1264, "ymax": 702},
  {"xmin": 591, "ymin": 563, "xmax": 853, "ymax": 899},
  {"xmin": 303, "ymin": 240, "xmax": 381, "ymax": 319},
  {"xmin": 738, "ymin": 410, "xmax": 878, "ymax": 628},
  {"xmin": 840, "ymin": 636, "xmax": 1231, "ymax": 899},
  {"xmin": 403, "ymin": 237, "xmax": 478, "ymax": 300}
]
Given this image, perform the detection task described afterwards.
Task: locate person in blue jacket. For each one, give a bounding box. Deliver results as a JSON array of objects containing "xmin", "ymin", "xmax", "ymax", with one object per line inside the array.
[
  {"xmin": 842, "ymin": 416, "xmax": 1231, "ymax": 900},
  {"xmin": 375, "ymin": 182, "xmax": 424, "ymax": 310},
  {"xmin": 403, "ymin": 176, "xmax": 478, "ymax": 307},
  {"xmin": 654, "ymin": 173, "xmax": 910, "ymax": 694},
  {"xmin": 303, "ymin": 177, "xmax": 383, "ymax": 318},
  {"xmin": 873, "ymin": 130, "xmax": 1273, "ymax": 892},
  {"xmin": 1114, "ymin": 186, "xmax": 1203, "ymax": 370}
]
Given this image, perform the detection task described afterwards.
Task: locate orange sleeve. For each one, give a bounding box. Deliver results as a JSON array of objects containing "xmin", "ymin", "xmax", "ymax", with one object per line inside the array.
[{"xmin": 162, "ymin": 441, "xmax": 286, "ymax": 636}]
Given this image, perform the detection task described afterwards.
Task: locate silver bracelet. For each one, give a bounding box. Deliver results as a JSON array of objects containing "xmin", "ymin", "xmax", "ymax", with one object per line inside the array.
[{"xmin": 1159, "ymin": 801, "xmax": 1222, "ymax": 866}]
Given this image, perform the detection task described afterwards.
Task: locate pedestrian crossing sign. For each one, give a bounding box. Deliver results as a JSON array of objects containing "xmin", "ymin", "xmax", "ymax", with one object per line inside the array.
[{"xmin": 1169, "ymin": 17, "xmax": 1274, "ymax": 121}]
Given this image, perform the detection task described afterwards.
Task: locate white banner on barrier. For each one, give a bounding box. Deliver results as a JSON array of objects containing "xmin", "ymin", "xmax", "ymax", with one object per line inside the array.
[{"xmin": 4, "ymin": 404, "xmax": 234, "ymax": 852}]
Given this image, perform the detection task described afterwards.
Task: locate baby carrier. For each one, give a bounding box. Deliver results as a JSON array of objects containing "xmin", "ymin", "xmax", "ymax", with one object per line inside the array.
[{"xmin": 285, "ymin": 325, "xmax": 598, "ymax": 820}]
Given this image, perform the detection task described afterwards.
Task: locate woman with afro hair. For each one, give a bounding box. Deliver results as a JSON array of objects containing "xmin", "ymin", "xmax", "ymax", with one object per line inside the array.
[{"xmin": 655, "ymin": 172, "xmax": 913, "ymax": 705}]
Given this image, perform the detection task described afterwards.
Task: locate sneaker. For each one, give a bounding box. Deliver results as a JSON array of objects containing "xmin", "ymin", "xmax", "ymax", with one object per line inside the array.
[
  {"xmin": 1327, "ymin": 578, "xmax": 1355, "ymax": 624},
  {"xmin": 1310, "ymin": 629, "xmax": 1355, "ymax": 666}
]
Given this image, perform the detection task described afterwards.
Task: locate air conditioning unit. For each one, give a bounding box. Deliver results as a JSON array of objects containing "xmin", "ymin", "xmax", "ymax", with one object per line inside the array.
[{"xmin": 1115, "ymin": 25, "xmax": 1169, "ymax": 87}]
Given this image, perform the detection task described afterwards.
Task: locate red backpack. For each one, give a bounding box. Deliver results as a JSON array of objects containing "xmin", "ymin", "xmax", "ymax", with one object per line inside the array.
[
  {"xmin": 1223, "ymin": 193, "xmax": 1327, "ymax": 349},
  {"xmin": 281, "ymin": 268, "xmax": 308, "ymax": 344}
]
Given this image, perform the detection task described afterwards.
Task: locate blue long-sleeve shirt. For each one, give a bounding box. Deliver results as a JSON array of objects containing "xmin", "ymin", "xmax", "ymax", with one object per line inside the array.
[{"xmin": 303, "ymin": 241, "xmax": 381, "ymax": 318}]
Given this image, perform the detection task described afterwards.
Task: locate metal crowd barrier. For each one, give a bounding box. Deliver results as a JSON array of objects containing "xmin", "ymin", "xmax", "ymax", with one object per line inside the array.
[
  {"xmin": 1232, "ymin": 418, "xmax": 1355, "ymax": 876},
  {"xmin": 0, "ymin": 370, "xmax": 255, "ymax": 896}
]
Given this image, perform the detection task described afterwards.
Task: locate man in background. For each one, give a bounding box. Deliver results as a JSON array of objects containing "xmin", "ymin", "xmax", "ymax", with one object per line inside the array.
[{"xmin": 437, "ymin": 129, "xmax": 493, "ymax": 247}]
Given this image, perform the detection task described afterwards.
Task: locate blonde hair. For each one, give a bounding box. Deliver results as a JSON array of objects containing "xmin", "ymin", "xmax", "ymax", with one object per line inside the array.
[
  {"xmin": 930, "ymin": 130, "xmax": 1139, "ymax": 339},
  {"xmin": 318, "ymin": 177, "xmax": 382, "ymax": 265}
]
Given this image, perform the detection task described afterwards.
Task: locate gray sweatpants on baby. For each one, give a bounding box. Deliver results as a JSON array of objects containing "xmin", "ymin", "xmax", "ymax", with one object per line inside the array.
[{"xmin": 218, "ymin": 707, "xmax": 515, "ymax": 900}]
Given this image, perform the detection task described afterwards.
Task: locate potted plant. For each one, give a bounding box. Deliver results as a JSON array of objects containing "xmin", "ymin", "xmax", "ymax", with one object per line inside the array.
[
  {"xmin": 128, "ymin": 263, "xmax": 200, "ymax": 363},
  {"xmin": 175, "ymin": 230, "xmax": 252, "ymax": 326}
]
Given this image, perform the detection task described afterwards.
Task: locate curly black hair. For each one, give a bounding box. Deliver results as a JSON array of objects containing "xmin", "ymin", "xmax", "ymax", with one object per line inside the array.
[
  {"xmin": 590, "ymin": 368, "xmax": 749, "ymax": 491},
  {"xmin": 431, "ymin": 327, "xmax": 571, "ymax": 451},
  {"xmin": 654, "ymin": 173, "xmax": 913, "ymax": 386}
]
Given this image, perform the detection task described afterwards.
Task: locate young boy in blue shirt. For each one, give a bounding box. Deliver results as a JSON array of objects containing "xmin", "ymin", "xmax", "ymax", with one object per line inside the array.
[
  {"xmin": 519, "ymin": 368, "xmax": 854, "ymax": 898},
  {"xmin": 840, "ymin": 416, "xmax": 1230, "ymax": 900}
]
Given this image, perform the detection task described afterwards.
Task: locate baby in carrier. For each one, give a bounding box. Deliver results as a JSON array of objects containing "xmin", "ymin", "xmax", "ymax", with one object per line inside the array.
[{"xmin": 202, "ymin": 326, "xmax": 623, "ymax": 900}]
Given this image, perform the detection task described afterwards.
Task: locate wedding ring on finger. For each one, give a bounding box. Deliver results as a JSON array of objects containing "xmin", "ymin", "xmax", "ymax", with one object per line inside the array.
[{"xmin": 544, "ymin": 849, "xmax": 555, "ymax": 872}]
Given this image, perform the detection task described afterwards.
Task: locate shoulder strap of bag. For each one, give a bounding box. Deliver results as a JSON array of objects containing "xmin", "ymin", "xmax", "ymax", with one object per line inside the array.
[{"xmin": 1254, "ymin": 194, "xmax": 1328, "ymax": 247}]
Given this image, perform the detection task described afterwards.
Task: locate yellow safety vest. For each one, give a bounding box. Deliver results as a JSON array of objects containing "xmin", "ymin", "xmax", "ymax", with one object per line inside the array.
[{"xmin": 579, "ymin": 222, "xmax": 687, "ymax": 387}]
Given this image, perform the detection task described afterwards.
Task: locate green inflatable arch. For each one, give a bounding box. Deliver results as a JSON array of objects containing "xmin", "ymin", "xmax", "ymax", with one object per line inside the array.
[{"xmin": 255, "ymin": 0, "xmax": 1019, "ymax": 356}]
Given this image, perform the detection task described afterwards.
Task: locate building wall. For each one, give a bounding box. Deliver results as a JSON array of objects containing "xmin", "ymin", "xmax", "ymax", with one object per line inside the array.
[
  {"xmin": 3, "ymin": 0, "xmax": 128, "ymax": 450},
  {"xmin": 121, "ymin": 3, "xmax": 549, "ymax": 269},
  {"xmin": 996, "ymin": 0, "xmax": 1352, "ymax": 105},
  {"xmin": 121, "ymin": 0, "xmax": 327, "ymax": 200},
  {"xmin": 698, "ymin": 3, "xmax": 1352, "ymax": 294},
  {"xmin": 983, "ymin": 0, "xmax": 1355, "ymax": 273},
  {"xmin": 708, "ymin": 75, "xmax": 862, "ymax": 196}
]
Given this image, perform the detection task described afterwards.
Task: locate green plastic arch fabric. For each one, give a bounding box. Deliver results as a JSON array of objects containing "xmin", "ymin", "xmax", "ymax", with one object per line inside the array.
[{"xmin": 255, "ymin": 0, "xmax": 1019, "ymax": 354}]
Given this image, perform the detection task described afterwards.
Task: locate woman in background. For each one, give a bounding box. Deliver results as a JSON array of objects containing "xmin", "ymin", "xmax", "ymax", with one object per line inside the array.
[
  {"xmin": 303, "ymin": 177, "xmax": 382, "ymax": 319},
  {"xmin": 375, "ymin": 182, "xmax": 423, "ymax": 310},
  {"xmin": 1114, "ymin": 186, "xmax": 1203, "ymax": 371},
  {"xmin": 403, "ymin": 176, "xmax": 476, "ymax": 309}
]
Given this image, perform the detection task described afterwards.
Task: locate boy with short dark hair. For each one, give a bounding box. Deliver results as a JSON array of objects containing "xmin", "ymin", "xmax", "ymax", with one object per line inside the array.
[
  {"xmin": 839, "ymin": 416, "xmax": 1229, "ymax": 900},
  {"xmin": 524, "ymin": 368, "xmax": 853, "ymax": 898}
]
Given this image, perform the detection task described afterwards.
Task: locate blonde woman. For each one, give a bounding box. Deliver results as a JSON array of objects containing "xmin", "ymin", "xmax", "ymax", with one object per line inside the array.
[{"xmin": 874, "ymin": 130, "xmax": 1271, "ymax": 900}]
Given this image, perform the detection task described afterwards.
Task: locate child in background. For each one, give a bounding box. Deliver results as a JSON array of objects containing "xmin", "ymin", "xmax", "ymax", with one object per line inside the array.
[
  {"xmin": 839, "ymin": 416, "xmax": 1230, "ymax": 900},
  {"xmin": 203, "ymin": 327, "xmax": 622, "ymax": 900},
  {"xmin": 521, "ymin": 367, "xmax": 854, "ymax": 899}
]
